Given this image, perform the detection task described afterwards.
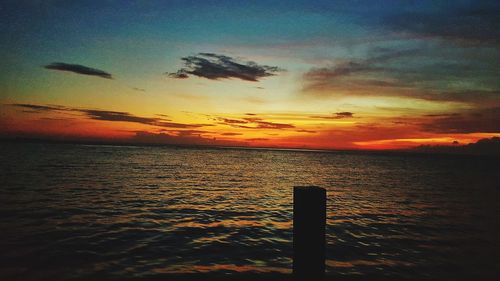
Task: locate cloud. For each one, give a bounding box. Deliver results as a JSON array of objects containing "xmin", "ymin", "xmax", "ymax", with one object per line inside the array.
[
  {"xmin": 9, "ymin": 103, "xmax": 68, "ymax": 112},
  {"xmin": 216, "ymin": 117, "xmax": 249, "ymax": 124},
  {"xmin": 247, "ymin": 138, "xmax": 269, "ymax": 141},
  {"xmin": 310, "ymin": 112, "xmax": 354, "ymax": 119},
  {"xmin": 82, "ymin": 110, "xmax": 158, "ymax": 124},
  {"xmin": 421, "ymin": 107, "xmax": 500, "ymax": 134},
  {"xmin": 221, "ymin": 132, "xmax": 242, "ymax": 136},
  {"xmin": 414, "ymin": 137, "xmax": 500, "ymax": 155},
  {"xmin": 168, "ymin": 71, "xmax": 189, "ymax": 79},
  {"xmin": 63, "ymin": 108, "xmax": 188, "ymax": 128},
  {"xmin": 417, "ymin": 90, "xmax": 500, "ymax": 104},
  {"xmin": 382, "ymin": 4, "xmax": 500, "ymax": 45},
  {"xmin": 155, "ymin": 114, "xmax": 171, "ymax": 120},
  {"xmin": 44, "ymin": 62, "xmax": 113, "ymax": 79},
  {"xmin": 302, "ymin": 46, "xmax": 500, "ymax": 104},
  {"xmin": 81, "ymin": 109, "xmax": 211, "ymax": 129},
  {"xmin": 305, "ymin": 61, "xmax": 381, "ymax": 80},
  {"xmin": 296, "ymin": 129, "xmax": 317, "ymax": 133},
  {"xmin": 302, "ymin": 48, "xmax": 421, "ymax": 95},
  {"xmin": 267, "ymin": 121, "xmax": 423, "ymax": 150},
  {"xmin": 424, "ymin": 113, "xmax": 461, "ymax": 118},
  {"xmin": 155, "ymin": 121, "xmax": 212, "ymax": 129},
  {"xmin": 158, "ymin": 129, "xmax": 211, "ymax": 137},
  {"xmin": 131, "ymin": 131, "xmax": 242, "ymax": 146},
  {"xmin": 38, "ymin": 117, "xmax": 75, "ymax": 121},
  {"xmin": 304, "ymin": 48, "xmax": 417, "ymax": 82},
  {"xmin": 215, "ymin": 116, "xmax": 295, "ymax": 130},
  {"xmin": 8, "ymin": 103, "xmax": 210, "ymax": 129},
  {"xmin": 243, "ymin": 117, "xmax": 295, "ymax": 129},
  {"xmin": 167, "ymin": 53, "xmax": 283, "ymax": 81},
  {"xmin": 336, "ymin": 112, "xmax": 354, "ymax": 118}
]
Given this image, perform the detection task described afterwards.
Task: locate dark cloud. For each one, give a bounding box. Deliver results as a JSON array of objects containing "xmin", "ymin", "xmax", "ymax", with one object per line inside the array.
[
  {"xmin": 310, "ymin": 112, "xmax": 354, "ymax": 119},
  {"xmin": 304, "ymin": 48, "xmax": 417, "ymax": 82},
  {"xmin": 158, "ymin": 129, "xmax": 211, "ymax": 137},
  {"xmin": 82, "ymin": 110, "xmax": 157, "ymax": 124},
  {"xmin": 132, "ymin": 87, "xmax": 146, "ymax": 92},
  {"xmin": 8, "ymin": 103, "xmax": 210, "ymax": 129},
  {"xmin": 155, "ymin": 121, "xmax": 212, "ymax": 129},
  {"xmin": 155, "ymin": 114, "xmax": 171, "ymax": 120},
  {"xmin": 302, "ymin": 48, "xmax": 425, "ymax": 96},
  {"xmin": 9, "ymin": 103, "xmax": 68, "ymax": 112},
  {"xmin": 304, "ymin": 61, "xmax": 381, "ymax": 82},
  {"xmin": 243, "ymin": 117, "xmax": 295, "ymax": 129},
  {"xmin": 168, "ymin": 53, "xmax": 283, "ymax": 82},
  {"xmin": 81, "ymin": 110, "xmax": 210, "ymax": 129},
  {"xmin": 39, "ymin": 117, "xmax": 74, "ymax": 121},
  {"xmin": 424, "ymin": 113, "xmax": 461, "ymax": 118},
  {"xmin": 44, "ymin": 62, "xmax": 113, "ymax": 79},
  {"xmin": 215, "ymin": 116, "xmax": 295, "ymax": 130},
  {"xmin": 421, "ymin": 107, "xmax": 500, "ymax": 134},
  {"xmin": 414, "ymin": 137, "xmax": 500, "ymax": 155},
  {"xmin": 336, "ymin": 112, "xmax": 354, "ymax": 118},
  {"xmin": 221, "ymin": 132, "xmax": 242, "ymax": 136},
  {"xmin": 216, "ymin": 117, "xmax": 249, "ymax": 124},
  {"xmin": 247, "ymin": 138, "xmax": 269, "ymax": 141},
  {"xmin": 131, "ymin": 131, "xmax": 242, "ymax": 146},
  {"xmin": 302, "ymin": 46, "xmax": 500, "ymax": 104},
  {"xmin": 418, "ymin": 90, "xmax": 500, "ymax": 104},
  {"xmin": 168, "ymin": 71, "xmax": 189, "ymax": 79},
  {"xmin": 383, "ymin": 4, "xmax": 500, "ymax": 45},
  {"xmin": 296, "ymin": 129, "xmax": 317, "ymax": 133}
]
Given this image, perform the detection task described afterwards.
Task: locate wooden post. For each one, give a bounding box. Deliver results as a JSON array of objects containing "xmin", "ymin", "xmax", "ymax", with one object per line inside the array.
[{"xmin": 293, "ymin": 186, "xmax": 326, "ymax": 280}]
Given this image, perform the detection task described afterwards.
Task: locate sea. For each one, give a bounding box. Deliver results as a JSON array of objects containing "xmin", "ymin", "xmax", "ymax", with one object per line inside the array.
[{"xmin": 1, "ymin": 142, "xmax": 499, "ymax": 280}]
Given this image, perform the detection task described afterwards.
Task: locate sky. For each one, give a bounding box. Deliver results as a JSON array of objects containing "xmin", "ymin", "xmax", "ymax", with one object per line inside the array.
[{"xmin": 1, "ymin": 0, "xmax": 499, "ymax": 150}]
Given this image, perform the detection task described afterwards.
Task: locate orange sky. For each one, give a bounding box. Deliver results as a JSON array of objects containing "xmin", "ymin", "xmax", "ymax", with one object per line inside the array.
[
  {"xmin": 1, "ymin": 1, "xmax": 499, "ymax": 150},
  {"xmin": 2, "ymin": 102, "xmax": 498, "ymax": 150}
]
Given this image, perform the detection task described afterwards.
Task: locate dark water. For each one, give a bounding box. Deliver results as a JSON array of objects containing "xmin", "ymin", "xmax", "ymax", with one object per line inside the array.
[{"xmin": 1, "ymin": 142, "xmax": 499, "ymax": 281}]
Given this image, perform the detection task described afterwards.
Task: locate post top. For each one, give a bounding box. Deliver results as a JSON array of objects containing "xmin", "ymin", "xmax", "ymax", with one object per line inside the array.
[{"xmin": 294, "ymin": 186, "xmax": 325, "ymax": 192}]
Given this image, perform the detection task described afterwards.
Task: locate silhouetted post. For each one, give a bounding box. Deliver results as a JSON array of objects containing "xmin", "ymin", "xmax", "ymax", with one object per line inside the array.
[{"xmin": 293, "ymin": 186, "xmax": 326, "ymax": 280}]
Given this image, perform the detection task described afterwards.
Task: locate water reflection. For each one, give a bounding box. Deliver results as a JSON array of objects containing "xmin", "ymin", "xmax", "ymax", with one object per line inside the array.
[{"xmin": 1, "ymin": 143, "xmax": 499, "ymax": 280}]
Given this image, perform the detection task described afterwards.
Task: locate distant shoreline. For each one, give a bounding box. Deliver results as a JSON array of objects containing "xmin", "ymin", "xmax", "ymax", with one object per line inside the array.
[{"xmin": 2, "ymin": 136, "xmax": 499, "ymax": 157}]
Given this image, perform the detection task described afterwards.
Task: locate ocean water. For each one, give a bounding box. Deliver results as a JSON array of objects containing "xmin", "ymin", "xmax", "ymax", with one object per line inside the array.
[{"xmin": 1, "ymin": 142, "xmax": 499, "ymax": 280}]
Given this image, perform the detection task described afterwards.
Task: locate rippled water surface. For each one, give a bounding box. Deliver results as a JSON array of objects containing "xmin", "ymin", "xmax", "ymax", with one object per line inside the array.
[{"xmin": 1, "ymin": 142, "xmax": 499, "ymax": 280}]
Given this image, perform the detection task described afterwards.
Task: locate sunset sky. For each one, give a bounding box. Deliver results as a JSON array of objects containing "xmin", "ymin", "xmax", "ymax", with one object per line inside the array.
[{"xmin": 1, "ymin": 0, "xmax": 499, "ymax": 149}]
